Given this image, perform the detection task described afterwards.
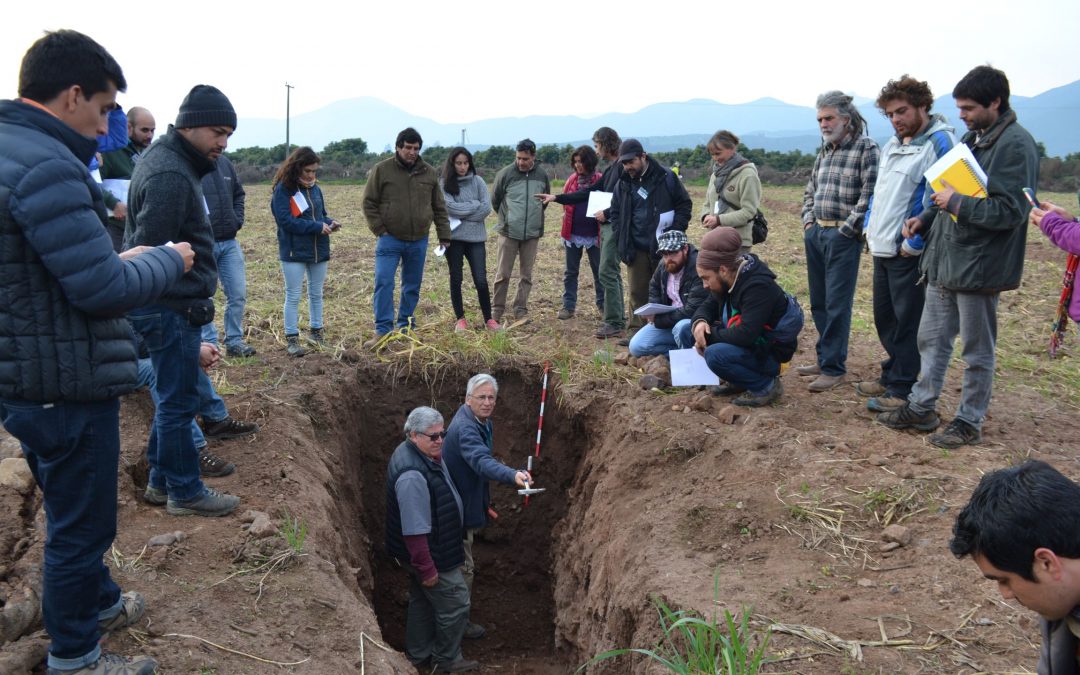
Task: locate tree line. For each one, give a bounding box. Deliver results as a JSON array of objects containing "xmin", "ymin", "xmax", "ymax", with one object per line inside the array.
[{"xmin": 226, "ymin": 138, "xmax": 1080, "ymax": 192}]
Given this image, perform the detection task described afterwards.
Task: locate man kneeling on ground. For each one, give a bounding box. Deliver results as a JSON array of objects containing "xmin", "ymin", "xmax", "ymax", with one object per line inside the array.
[
  {"xmin": 628, "ymin": 230, "xmax": 707, "ymax": 357},
  {"xmin": 679, "ymin": 227, "xmax": 803, "ymax": 407},
  {"xmin": 950, "ymin": 460, "xmax": 1080, "ymax": 673}
]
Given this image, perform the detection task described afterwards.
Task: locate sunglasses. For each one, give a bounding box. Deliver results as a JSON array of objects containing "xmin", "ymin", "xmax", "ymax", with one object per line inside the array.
[{"xmin": 418, "ymin": 430, "xmax": 447, "ymax": 441}]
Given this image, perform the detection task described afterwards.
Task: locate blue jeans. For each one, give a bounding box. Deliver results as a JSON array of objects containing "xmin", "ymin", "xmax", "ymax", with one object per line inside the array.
[
  {"xmin": 562, "ymin": 243, "xmax": 603, "ymax": 313},
  {"xmin": 374, "ymin": 234, "xmax": 428, "ymax": 335},
  {"xmin": 128, "ymin": 305, "xmax": 206, "ymax": 501},
  {"xmin": 908, "ymin": 285, "xmax": 999, "ymax": 429},
  {"xmin": 676, "ymin": 323, "xmax": 779, "ymax": 394},
  {"xmin": 872, "ymin": 255, "xmax": 925, "ymax": 398},
  {"xmin": 629, "ymin": 318, "xmax": 692, "ymax": 357},
  {"xmin": 0, "ymin": 398, "xmax": 124, "ymax": 669},
  {"xmin": 282, "ymin": 260, "xmax": 329, "ymax": 336},
  {"xmin": 137, "ymin": 358, "xmax": 227, "ymax": 448},
  {"xmin": 201, "ymin": 239, "xmax": 248, "ymax": 347},
  {"xmin": 804, "ymin": 224, "xmax": 862, "ymax": 375}
]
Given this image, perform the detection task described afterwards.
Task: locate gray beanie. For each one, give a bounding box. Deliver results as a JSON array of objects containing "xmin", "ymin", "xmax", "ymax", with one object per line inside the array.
[{"xmin": 175, "ymin": 85, "xmax": 237, "ymax": 129}]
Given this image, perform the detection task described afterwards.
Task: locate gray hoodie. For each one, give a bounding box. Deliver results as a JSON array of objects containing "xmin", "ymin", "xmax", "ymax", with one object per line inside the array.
[{"xmin": 441, "ymin": 173, "xmax": 491, "ymax": 243}]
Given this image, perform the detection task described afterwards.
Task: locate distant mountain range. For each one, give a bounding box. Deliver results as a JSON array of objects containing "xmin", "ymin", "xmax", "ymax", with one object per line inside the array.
[{"xmin": 231, "ymin": 80, "xmax": 1080, "ymax": 157}]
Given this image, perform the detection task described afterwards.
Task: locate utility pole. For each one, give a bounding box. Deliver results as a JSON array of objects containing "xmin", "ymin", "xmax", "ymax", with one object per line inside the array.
[
  {"xmin": 461, "ymin": 128, "xmax": 466, "ymax": 146},
  {"xmin": 285, "ymin": 83, "xmax": 294, "ymax": 161}
]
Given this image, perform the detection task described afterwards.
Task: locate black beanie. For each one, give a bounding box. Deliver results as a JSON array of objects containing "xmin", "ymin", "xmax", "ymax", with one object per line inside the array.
[{"xmin": 175, "ymin": 85, "xmax": 237, "ymax": 129}]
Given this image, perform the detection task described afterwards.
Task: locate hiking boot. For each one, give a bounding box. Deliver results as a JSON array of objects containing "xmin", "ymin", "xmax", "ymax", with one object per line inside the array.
[
  {"xmin": 225, "ymin": 342, "xmax": 256, "ymax": 358},
  {"xmin": 285, "ymin": 334, "xmax": 307, "ymax": 357},
  {"xmin": 808, "ymin": 373, "xmax": 846, "ymax": 392},
  {"xmin": 142, "ymin": 486, "xmax": 167, "ymax": 506},
  {"xmin": 733, "ymin": 378, "xmax": 783, "ymax": 407},
  {"xmin": 454, "ymin": 318, "xmax": 469, "ymax": 332},
  {"xmin": 98, "ymin": 591, "xmax": 145, "ymax": 635},
  {"xmin": 795, "ymin": 363, "xmax": 821, "ymax": 376},
  {"xmin": 855, "ymin": 380, "xmax": 886, "ymax": 397},
  {"xmin": 203, "ymin": 416, "xmax": 258, "ymax": 440},
  {"xmin": 867, "ymin": 395, "xmax": 907, "ymax": 413},
  {"xmin": 594, "ymin": 324, "xmax": 624, "ymax": 339},
  {"xmin": 166, "ymin": 487, "xmax": 240, "ymax": 517},
  {"xmin": 557, "ymin": 308, "xmax": 574, "ymax": 320},
  {"xmin": 463, "ymin": 621, "xmax": 486, "ymax": 639},
  {"xmin": 362, "ymin": 333, "xmax": 388, "ymax": 350},
  {"xmin": 485, "ymin": 319, "xmax": 501, "ymax": 331},
  {"xmin": 307, "ymin": 327, "xmax": 326, "ymax": 347},
  {"xmin": 435, "ymin": 658, "xmax": 480, "ymax": 673},
  {"xmin": 199, "ymin": 447, "xmax": 236, "ymax": 477},
  {"xmin": 708, "ymin": 381, "xmax": 746, "ymax": 396},
  {"xmin": 46, "ymin": 653, "xmax": 158, "ymax": 675},
  {"xmin": 876, "ymin": 402, "xmax": 941, "ymax": 432},
  {"xmin": 513, "ymin": 307, "xmax": 529, "ymax": 320},
  {"xmin": 928, "ymin": 419, "xmax": 981, "ymax": 449}
]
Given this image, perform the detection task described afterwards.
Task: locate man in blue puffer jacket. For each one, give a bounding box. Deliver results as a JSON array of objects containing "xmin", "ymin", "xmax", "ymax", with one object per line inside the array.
[{"xmin": 0, "ymin": 30, "xmax": 191, "ymax": 675}]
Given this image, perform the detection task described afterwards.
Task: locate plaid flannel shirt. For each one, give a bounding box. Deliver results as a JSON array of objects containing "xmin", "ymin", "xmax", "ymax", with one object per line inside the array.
[{"xmin": 801, "ymin": 134, "xmax": 879, "ymax": 239}]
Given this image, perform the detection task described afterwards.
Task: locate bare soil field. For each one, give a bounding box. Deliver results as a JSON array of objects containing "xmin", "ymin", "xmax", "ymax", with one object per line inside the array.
[{"xmin": 1, "ymin": 182, "xmax": 1077, "ymax": 674}]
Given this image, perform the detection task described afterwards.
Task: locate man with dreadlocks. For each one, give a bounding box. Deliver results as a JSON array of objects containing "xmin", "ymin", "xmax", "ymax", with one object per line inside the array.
[{"xmin": 797, "ymin": 90, "xmax": 879, "ymax": 393}]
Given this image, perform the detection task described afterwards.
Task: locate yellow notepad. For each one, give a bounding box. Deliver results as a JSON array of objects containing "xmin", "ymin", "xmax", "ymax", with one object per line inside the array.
[{"xmin": 924, "ymin": 143, "xmax": 988, "ymax": 200}]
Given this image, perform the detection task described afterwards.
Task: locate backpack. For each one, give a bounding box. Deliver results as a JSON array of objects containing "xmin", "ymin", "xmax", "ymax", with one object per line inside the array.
[
  {"xmin": 719, "ymin": 194, "xmax": 768, "ymax": 244},
  {"xmin": 765, "ymin": 293, "xmax": 803, "ymax": 346}
]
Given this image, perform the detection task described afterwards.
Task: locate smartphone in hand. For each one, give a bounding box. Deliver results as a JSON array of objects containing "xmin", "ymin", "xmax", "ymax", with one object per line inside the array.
[{"xmin": 1022, "ymin": 187, "xmax": 1039, "ymax": 209}]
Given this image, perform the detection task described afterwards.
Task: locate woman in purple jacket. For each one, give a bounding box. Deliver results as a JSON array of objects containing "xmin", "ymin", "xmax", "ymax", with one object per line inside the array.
[{"xmin": 1030, "ymin": 201, "xmax": 1080, "ymax": 322}]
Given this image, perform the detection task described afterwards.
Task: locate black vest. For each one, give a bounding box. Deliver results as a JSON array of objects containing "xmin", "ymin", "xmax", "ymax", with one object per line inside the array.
[{"xmin": 385, "ymin": 440, "xmax": 464, "ymax": 572}]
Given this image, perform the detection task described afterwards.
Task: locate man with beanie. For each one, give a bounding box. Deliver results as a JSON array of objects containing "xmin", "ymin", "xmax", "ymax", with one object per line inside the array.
[
  {"xmin": 609, "ymin": 139, "xmax": 693, "ymax": 339},
  {"xmin": 679, "ymin": 227, "xmax": 803, "ymax": 407},
  {"xmin": 125, "ymin": 84, "xmax": 241, "ymax": 517},
  {"xmin": 627, "ymin": 230, "xmax": 707, "ymax": 357},
  {"xmin": 800, "ymin": 91, "xmax": 879, "ymax": 393},
  {"xmin": 1, "ymin": 30, "xmax": 192, "ymax": 675}
]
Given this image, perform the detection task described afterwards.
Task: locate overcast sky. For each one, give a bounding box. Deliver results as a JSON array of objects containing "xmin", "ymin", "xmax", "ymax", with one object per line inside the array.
[{"xmin": 6, "ymin": 0, "xmax": 1079, "ymax": 143}]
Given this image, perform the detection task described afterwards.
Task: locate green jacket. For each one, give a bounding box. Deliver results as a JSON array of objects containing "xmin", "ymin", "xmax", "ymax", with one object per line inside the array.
[
  {"xmin": 362, "ymin": 155, "xmax": 451, "ymax": 242},
  {"xmin": 99, "ymin": 141, "xmax": 139, "ymax": 210},
  {"xmin": 700, "ymin": 162, "xmax": 762, "ymax": 247},
  {"xmin": 918, "ymin": 110, "xmax": 1039, "ymax": 293},
  {"xmin": 491, "ymin": 163, "xmax": 550, "ymax": 240}
]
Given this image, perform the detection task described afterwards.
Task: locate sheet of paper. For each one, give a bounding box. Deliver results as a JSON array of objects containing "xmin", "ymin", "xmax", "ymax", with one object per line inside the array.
[
  {"xmin": 670, "ymin": 348, "xmax": 720, "ymax": 387},
  {"xmin": 100, "ymin": 178, "xmax": 128, "ymax": 204},
  {"xmin": 292, "ymin": 190, "xmax": 309, "ymax": 214},
  {"xmin": 449, "ymin": 217, "xmax": 462, "ymax": 231},
  {"xmin": 586, "ymin": 191, "xmax": 613, "ymax": 217},
  {"xmin": 633, "ymin": 303, "xmax": 678, "ymax": 316},
  {"xmin": 656, "ymin": 210, "xmax": 675, "ymax": 240}
]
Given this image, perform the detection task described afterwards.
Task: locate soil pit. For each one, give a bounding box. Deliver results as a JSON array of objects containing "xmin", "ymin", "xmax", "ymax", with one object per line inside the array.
[{"xmin": 325, "ymin": 364, "xmax": 586, "ymax": 673}]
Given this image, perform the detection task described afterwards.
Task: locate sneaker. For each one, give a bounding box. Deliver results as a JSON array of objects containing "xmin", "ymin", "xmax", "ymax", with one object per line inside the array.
[
  {"xmin": 513, "ymin": 307, "xmax": 529, "ymax": 320},
  {"xmin": 225, "ymin": 342, "xmax": 256, "ymax": 358},
  {"xmin": 463, "ymin": 621, "xmax": 486, "ymax": 639},
  {"xmin": 733, "ymin": 378, "xmax": 783, "ymax": 407},
  {"xmin": 594, "ymin": 323, "xmax": 623, "ymax": 339},
  {"xmin": 199, "ymin": 448, "xmax": 236, "ymax": 477},
  {"xmin": 876, "ymin": 402, "xmax": 941, "ymax": 432},
  {"xmin": 142, "ymin": 486, "xmax": 167, "ymax": 506},
  {"xmin": 46, "ymin": 652, "xmax": 158, "ymax": 675},
  {"xmin": 708, "ymin": 381, "xmax": 746, "ymax": 396},
  {"xmin": 557, "ymin": 308, "xmax": 574, "ymax": 320},
  {"xmin": 166, "ymin": 487, "xmax": 240, "ymax": 517},
  {"xmin": 285, "ymin": 334, "xmax": 307, "ymax": 357},
  {"xmin": 307, "ymin": 327, "xmax": 326, "ymax": 347},
  {"xmin": 855, "ymin": 380, "xmax": 886, "ymax": 397},
  {"xmin": 454, "ymin": 318, "xmax": 469, "ymax": 332},
  {"xmin": 928, "ymin": 418, "xmax": 981, "ymax": 449},
  {"xmin": 808, "ymin": 373, "xmax": 846, "ymax": 392},
  {"xmin": 485, "ymin": 319, "xmax": 501, "ymax": 331},
  {"xmin": 795, "ymin": 363, "xmax": 821, "ymax": 376},
  {"xmin": 435, "ymin": 658, "xmax": 480, "ymax": 673},
  {"xmin": 362, "ymin": 333, "xmax": 388, "ymax": 350},
  {"xmin": 98, "ymin": 591, "xmax": 145, "ymax": 634},
  {"xmin": 867, "ymin": 395, "xmax": 907, "ymax": 413},
  {"xmin": 202, "ymin": 416, "xmax": 258, "ymax": 440}
]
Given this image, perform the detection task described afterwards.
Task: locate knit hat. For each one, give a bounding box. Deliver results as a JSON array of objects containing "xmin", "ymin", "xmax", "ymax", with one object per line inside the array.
[
  {"xmin": 696, "ymin": 227, "xmax": 742, "ymax": 270},
  {"xmin": 175, "ymin": 85, "xmax": 237, "ymax": 129},
  {"xmin": 656, "ymin": 230, "xmax": 688, "ymax": 253}
]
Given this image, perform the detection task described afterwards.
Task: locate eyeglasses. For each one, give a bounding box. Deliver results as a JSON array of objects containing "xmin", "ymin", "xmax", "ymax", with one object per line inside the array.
[{"xmin": 418, "ymin": 430, "xmax": 447, "ymax": 441}]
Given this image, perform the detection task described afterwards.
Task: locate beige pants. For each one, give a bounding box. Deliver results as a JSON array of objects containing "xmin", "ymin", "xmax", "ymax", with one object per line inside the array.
[{"xmin": 492, "ymin": 235, "xmax": 540, "ymax": 320}]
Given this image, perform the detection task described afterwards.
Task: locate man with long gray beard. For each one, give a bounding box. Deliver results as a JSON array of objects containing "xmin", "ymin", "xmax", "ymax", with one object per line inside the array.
[{"xmin": 798, "ymin": 91, "xmax": 879, "ymax": 393}]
